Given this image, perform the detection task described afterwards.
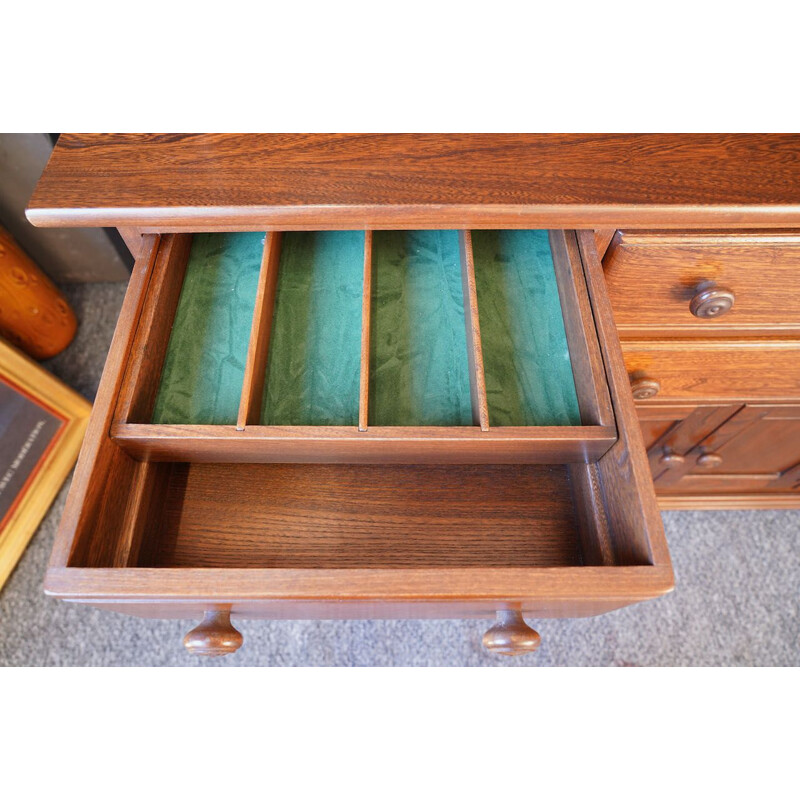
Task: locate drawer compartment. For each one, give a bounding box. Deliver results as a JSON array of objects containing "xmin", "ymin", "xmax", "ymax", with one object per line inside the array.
[
  {"xmin": 151, "ymin": 232, "xmax": 263, "ymax": 424},
  {"xmin": 604, "ymin": 231, "xmax": 800, "ymax": 337},
  {"xmin": 111, "ymin": 229, "xmax": 616, "ymax": 463},
  {"xmin": 472, "ymin": 230, "xmax": 581, "ymax": 426},
  {"xmin": 369, "ymin": 230, "xmax": 472, "ymax": 426},
  {"xmin": 624, "ymin": 341, "xmax": 800, "ymax": 401},
  {"xmin": 54, "ymin": 455, "xmax": 671, "ymax": 617},
  {"xmin": 74, "ymin": 462, "xmax": 603, "ymax": 569},
  {"xmin": 45, "ymin": 231, "xmax": 671, "ymax": 638},
  {"xmin": 261, "ymin": 231, "xmax": 364, "ymax": 426}
]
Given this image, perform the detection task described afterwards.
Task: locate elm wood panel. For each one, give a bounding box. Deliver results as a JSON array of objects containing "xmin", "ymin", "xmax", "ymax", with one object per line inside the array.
[
  {"xmin": 603, "ymin": 231, "xmax": 800, "ymax": 337},
  {"xmin": 622, "ymin": 341, "xmax": 800, "ymax": 401},
  {"xmin": 358, "ymin": 231, "xmax": 373, "ymax": 432},
  {"xmin": 654, "ymin": 404, "xmax": 800, "ymax": 492},
  {"xmin": 636, "ymin": 403, "xmax": 728, "ymax": 450},
  {"xmin": 114, "ymin": 234, "xmax": 192, "ymax": 423},
  {"xmin": 657, "ymin": 493, "xmax": 800, "ymax": 509},
  {"xmin": 552, "ymin": 231, "xmax": 614, "ymax": 427},
  {"xmin": 48, "ymin": 236, "xmax": 161, "ymax": 568},
  {"xmin": 237, "ymin": 231, "xmax": 282, "ymax": 429},
  {"xmin": 637, "ymin": 404, "xmax": 742, "ymax": 483},
  {"xmin": 44, "ymin": 565, "xmax": 674, "ymax": 615},
  {"xmin": 693, "ymin": 404, "xmax": 800, "ymax": 476},
  {"xmin": 458, "ymin": 231, "xmax": 490, "ymax": 430},
  {"xmin": 141, "ymin": 463, "xmax": 582, "ymax": 569},
  {"xmin": 57, "ymin": 595, "xmax": 668, "ymax": 622},
  {"xmin": 576, "ymin": 231, "xmax": 672, "ymax": 572},
  {"xmin": 27, "ymin": 134, "xmax": 800, "ymax": 230},
  {"xmin": 109, "ymin": 461, "xmax": 172, "ymax": 568},
  {"xmin": 110, "ymin": 423, "xmax": 616, "ymax": 464},
  {"xmin": 569, "ymin": 463, "xmax": 615, "ymax": 567}
]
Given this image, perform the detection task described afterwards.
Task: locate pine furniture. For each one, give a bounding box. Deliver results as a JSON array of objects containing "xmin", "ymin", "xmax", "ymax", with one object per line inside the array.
[{"xmin": 26, "ymin": 134, "xmax": 800, "ymax": 656}]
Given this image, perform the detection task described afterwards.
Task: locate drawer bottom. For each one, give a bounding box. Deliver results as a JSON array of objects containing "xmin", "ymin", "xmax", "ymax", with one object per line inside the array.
[{"xmin": 83, "ymin": 463, "xmax": 593, "ymax": 570}]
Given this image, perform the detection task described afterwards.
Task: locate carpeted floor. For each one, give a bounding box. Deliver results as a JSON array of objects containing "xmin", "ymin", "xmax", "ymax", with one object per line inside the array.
[{"xmin": 1, "ymin": 282, "xmax": 798, "ymax": 667}]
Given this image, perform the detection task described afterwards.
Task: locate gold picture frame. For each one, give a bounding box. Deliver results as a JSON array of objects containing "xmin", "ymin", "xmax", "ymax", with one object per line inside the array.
[{"xmin": 0, "ymin": 336, "xmax": 90, "ymax": 590}]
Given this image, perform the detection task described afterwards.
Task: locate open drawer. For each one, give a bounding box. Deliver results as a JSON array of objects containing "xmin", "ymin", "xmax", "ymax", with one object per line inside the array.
[{"xmin": 45, "ymin": 230, "xmax": 672, "ymax": 657}]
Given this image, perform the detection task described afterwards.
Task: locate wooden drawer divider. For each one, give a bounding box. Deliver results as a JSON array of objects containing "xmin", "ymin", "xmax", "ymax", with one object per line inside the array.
[
  {"xmin": 237, "ymin": 231, "xmax": 283, "ymax": 430},
  {"xmin": 459, "ymin": 230, "xmax": 490, "ymax": 431}
]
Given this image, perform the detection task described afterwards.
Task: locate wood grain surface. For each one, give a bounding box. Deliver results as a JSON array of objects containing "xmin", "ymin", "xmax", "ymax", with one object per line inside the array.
[
  {"xmin": 622, "ymin": 340, "xmax": 800, "ymax": 401},
  {"xmin": 237, "ymin": 232, "xmax": 282, "ymax": 428},
  {"xmin": 109, "ymin": 422, "xmax": 616, "ymax": 464},
  {"xmin": 552, "ymin": 231, "xmax": 614, "ymax": 426},
  {"xmin": 358, "ymin": 231, "xmax": 373, "ymax": 431},
  {"xmin": 648, "ymin": 403, "xmax": 800, "ymax": 493},
  {"xmin": 44, "ymin": 564, "xmax": 674, "ymax": 620},
  {"xmin": 657, "ymin": 492, "xmax": 800, "ymax": 509},
  {"xmin": 141, "ymin": 463, "xmax": 582, "ymax": 569},
  {"xmin": 114, "ymin": 234, "xmax": 191, "ymax": 423},
  {"xmin": 576, "ymin": 231, "xmax": 672, "ymax": 572},
  {"xmin": 458, "ymin": 230, "xmax": 490, "ymax": 430},
  {"xmin": 603, "ymin": 230, "xmax": 800, "ymax": 337},
  {"xmin": 27, "ymin": 134, "xmax": 800, "ymax": 230},
  {"xmin": 48, "ymin": 236, "xmax": 161, "ymax": 568}
]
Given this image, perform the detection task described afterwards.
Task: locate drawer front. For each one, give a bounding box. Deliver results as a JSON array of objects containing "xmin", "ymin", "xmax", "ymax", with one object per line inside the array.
[
  {"xmin": 604, "ymin": 231, "xmax": 800, "ymax": 337},
  {"xmin": 624, "ymin": 341, "xmax": 800, "ymax": 402}
]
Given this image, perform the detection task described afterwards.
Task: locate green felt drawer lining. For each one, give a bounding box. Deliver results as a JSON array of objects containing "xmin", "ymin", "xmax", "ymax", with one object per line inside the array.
[
  {"xmin": 150, "ymin": 230, "xmax": 581, "ymax": 428},
  {"xmin": 261, "ymin": 231, "xmax": 363, "ymax": 426},
  {"xmin": 472, "ymin": 230, "xmax": 581, "ymax": 426},
  {"xmin": 369, "ymin": 230, "xmax": 473, "ymax": 427},
  {"xmin": 151, "ymin": 232, "xmax": 263, "ymax": 425}
]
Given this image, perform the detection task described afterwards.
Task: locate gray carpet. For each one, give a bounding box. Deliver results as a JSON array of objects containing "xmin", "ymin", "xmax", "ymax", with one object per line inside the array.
[{"xmin": 1, "ymin": 282, "xmax": 798, "ymax": 667}]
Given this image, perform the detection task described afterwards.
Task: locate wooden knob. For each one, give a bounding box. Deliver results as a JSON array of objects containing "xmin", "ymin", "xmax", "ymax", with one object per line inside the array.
[
  {"xmin": 183, "ymin": 611, "xmax": 243, "ymax": 657},
  {"xmin": 696, "ymin": 451, "xmax": 723, "ymax": 469},
  {"xmin": 659, "ymin": 449, "xmax": 685, "ymax": 468},
  {"xmin": 689, "ymin": 281, "xmax": 735, "ymax": 319},
  {"xmin": 630, "ymin": 376, "xmax": 660, "ymax": 400},
  {"xmin": 482, "ymin": 609, "xmax": 541, "ymax": 656}
]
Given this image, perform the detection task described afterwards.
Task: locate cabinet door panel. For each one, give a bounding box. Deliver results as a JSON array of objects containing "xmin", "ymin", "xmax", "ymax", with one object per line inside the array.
[
  {"xmin": 638, "ymin": 404, "xmax": 741, "ymax": 484},
  {"xmin": 654, "ymin": 404, "xmax": 800, "ymax": 494}
]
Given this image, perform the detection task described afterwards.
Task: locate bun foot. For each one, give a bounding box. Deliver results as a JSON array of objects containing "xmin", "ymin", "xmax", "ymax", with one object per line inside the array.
[
  {"xmin": 183, "ymin": 610, "xmax": 243, "ymax": 657},
  {"xmin": 482, "ymin": 609, "xmax": 541, "ymax": 656}
]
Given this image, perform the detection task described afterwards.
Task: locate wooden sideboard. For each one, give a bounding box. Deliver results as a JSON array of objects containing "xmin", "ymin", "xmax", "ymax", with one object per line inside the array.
[
  {"xmin": 26, "ymin": 134, "xmax": 800, "ymax": 657},
  {"xmin": 601, "ymin": 229, "xmax": 800, "ymax": 508}
]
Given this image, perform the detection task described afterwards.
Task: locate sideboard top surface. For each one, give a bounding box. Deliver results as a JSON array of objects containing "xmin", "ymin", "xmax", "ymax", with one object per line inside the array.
[{"xmin": 26, "ymin": 133, "xmax": 800, "ymax": 230}]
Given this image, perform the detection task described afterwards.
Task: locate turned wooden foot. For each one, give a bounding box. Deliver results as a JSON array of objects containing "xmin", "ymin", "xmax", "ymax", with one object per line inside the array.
[
  {"xmin": 482, "ymin": 609, "xmax": 541, "ymax": 656},
  {"xmin": 183, "ymin": 610, "xmax": 243, "ymax": 657}
]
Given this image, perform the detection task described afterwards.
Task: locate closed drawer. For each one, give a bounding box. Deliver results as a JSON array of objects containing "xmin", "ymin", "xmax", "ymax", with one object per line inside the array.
[
  {"xmin": 45, "ymin": 230, "xmax": 671, "ymax": 656},
  {"xmin": 624, "ymin": 341, "xmax": 800, "ymax": 402},
  {"xmin": 604, "ymin": 231, "xmax": 800, "ymax": 337}
]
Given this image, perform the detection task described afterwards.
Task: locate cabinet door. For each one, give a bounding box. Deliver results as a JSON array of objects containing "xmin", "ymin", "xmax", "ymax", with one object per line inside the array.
[
  {"xmin": 651, "ymin": 404, "xmax": 800, "ymax": 494},
  {"xmin": 639, "ymin": 404, "xmax": 742, "ymax": 485}
]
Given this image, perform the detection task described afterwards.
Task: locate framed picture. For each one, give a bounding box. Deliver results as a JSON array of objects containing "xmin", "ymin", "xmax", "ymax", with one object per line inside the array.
[{"xmin": 0, "ymin": 336, "xmax": 90, "ymax": 590}]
